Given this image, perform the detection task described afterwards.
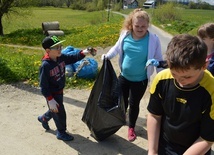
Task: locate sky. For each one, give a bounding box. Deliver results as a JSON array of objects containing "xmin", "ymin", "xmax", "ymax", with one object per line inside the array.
[{"xmin": 190, "ymin": 0, "xmax": 214, "ymax": 5}]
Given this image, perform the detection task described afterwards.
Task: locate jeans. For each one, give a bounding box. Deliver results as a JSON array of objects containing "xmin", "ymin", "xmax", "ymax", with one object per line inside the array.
[{"xmin": 42, "ymin": 93, "xmax": 67, "ymax": 133}]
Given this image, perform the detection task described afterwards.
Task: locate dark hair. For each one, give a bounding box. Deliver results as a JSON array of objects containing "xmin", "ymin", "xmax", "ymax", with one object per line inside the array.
[
  {"xmin": 197, "ymin": 23, "xmax": 214, "ymax": 39},
  {"xmin": 166, "ymin": 34, "xmax": 207, "ymax": 70}
]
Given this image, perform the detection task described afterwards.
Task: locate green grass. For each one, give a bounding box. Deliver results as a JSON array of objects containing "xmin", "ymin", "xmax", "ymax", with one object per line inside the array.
[
  {"xmin": 0, "ymin": 46, "xmax": 42, "ymax": 86},
  {"xmin": 3, "ymin": 7, "xmax": 122, "ymax": 34},
  {"xmin": 0, "ymin": 7, "xmax": 213, "ymax": 88},
  {"xmin": 180, "ymin": 9, "xmax": 214, "ymax": 24},
  {"xmin": 0, "ymin": 45, "xmax": 98, "ymax": 89},
  {"xmin": 147, "ymin": 8, "xmax": 214, "ymax": 35},
  {"xmin": 0, "ymin": 7, "xmax": 124, "ymax": 88},
  {"xmin": 1, "ymin": 7, "xmax": 123, "ymax": 48}
]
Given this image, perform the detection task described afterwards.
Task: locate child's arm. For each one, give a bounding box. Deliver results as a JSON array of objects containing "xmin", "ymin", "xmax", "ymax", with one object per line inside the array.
[
  {"xmin": 146, "ymin": 59, "xmax": 168, "ymax": 69},
  {"xmin": 158, "ymin": 61, "xmax": 168, "ymax": 68},
  {"xmin": 183, "ymin": 137, "xmax": 213, "ymax": 155},
  {"xmin": 147, "ymin": 113, "xmax": 162, "ymax": 155}
]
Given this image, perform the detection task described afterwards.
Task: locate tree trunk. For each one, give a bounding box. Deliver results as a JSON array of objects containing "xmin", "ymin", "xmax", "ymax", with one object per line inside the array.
[{"xmin": 0, "ymin": 15, "xmax": 4, "ymax": 36}]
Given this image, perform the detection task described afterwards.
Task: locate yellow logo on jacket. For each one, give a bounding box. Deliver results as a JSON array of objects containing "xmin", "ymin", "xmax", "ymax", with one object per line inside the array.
[{"xmin": 176, "ymin": 98, "xmax": 187, "ymax": 104}]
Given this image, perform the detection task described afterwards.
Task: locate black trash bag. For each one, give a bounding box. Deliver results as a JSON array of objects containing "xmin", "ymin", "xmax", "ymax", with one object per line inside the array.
[{"xmin": 82, "ymin": 59, "xmax": 126, "ymax": 141}]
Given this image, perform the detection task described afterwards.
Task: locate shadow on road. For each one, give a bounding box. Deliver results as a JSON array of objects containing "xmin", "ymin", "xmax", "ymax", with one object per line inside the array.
[{"xmin": 65, "ymin": 134, "xmax": 147, "ymax": 155}]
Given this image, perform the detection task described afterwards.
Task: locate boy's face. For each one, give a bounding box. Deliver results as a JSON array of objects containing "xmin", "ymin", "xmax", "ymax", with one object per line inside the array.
[
  {"xmin": 170, "ymin": 67, "xmax": 206, "ymax": 88},
  {"xmin": 203, "ymin": 37, "xmax": 214, "ymax": 54},
  {"xmin": 48, "ymin": 44, "xmax": 63, "ymax": 58}
]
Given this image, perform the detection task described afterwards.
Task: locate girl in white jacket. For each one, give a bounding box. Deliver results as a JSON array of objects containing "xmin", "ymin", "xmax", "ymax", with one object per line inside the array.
[{"xmin": 102, "ymin": 8, "xmax": 163, "ymax": 141}]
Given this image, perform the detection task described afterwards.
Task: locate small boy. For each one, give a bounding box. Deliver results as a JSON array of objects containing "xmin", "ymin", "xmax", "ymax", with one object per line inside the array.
[
  {"xmin": 38, "ymin": 35, "xmax": 96, "ymax": 141},
  {"xmin": 147, "ymin": 34, "xmax": 214, "ymax": 154}
]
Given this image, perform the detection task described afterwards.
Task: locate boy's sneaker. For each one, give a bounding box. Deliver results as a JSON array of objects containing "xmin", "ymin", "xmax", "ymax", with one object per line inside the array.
[
  {"xmin": 38, "ymin": 116, "xmax": 50, "ymax": 130},
  {"xmin": 128, "ymin": 127, "xmax": 136, "ymax": 142},
  {"xmin": 56, "ymin": 131, "xmax": 74, "ymax": 141}
]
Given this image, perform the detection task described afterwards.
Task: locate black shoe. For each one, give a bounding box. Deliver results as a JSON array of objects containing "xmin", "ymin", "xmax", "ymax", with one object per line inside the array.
[
  {"xmin": 38, "ymin": 116, "xmax": 50, "ymax": 130},
  {"xmin": 56, "ymin": 131, "xmax": 74, "ymax": 141}
]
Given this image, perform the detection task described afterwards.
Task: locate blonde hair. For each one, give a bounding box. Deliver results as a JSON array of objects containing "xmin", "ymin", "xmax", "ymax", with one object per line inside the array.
[
  {"xmin": 121, "ymin": 8, "xmax": 150, "ymax": 32},
  {"xmin": 197, "ymin": 23, "xmax": 214, "ymax": 39}
]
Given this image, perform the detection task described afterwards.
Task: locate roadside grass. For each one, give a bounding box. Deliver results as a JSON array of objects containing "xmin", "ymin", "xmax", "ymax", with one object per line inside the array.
[
  {"xmin": 0, "ymin": 7, "xmax": 123, "ymax": 88},
  {"xmin": 147, "ymin": 8, "xmax": 214, "ymax": 35},
  {"xmin": 0, "ymin": 46, "xmax": 42, "ymax": 86},
  {"xmin": 0, "ymin": 7, "xmax": 213, "ymax": 89},
  {"xmin": 0, "ymin": 45, "xmax": 98, "ymax": 89},
  {"xmin": 120, "ymin": 8, "xmax": 214, "ymax": 35}
]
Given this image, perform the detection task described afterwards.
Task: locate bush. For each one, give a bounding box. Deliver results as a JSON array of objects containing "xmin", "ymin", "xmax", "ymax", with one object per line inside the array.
[
  {"xmin": 112, "ymin": 2, "xmax": 122, "ymax": 11},
  {"xmin": 85, "ymin": 2, "xmax": 97, "ymax": 12},
  {"xmin": 71, "ymin": 2, "xmax": 86, "ymax": 10},
  {"xmin": 153, "ymin": 2, "xmax": 182, "ymax": 23}
]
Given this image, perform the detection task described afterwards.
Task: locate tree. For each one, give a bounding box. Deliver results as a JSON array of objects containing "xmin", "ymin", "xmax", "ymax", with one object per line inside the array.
[
  {"xmin": 0, "ymin": 0, "xmax": 35, "ymax": 36},
  {"xmin": 65, "ymin": 0, "xmax": 73, "ymax": 7},
  {"xmin": 0, "ymin": 0, "xmax": 15, "ymax": 36}
]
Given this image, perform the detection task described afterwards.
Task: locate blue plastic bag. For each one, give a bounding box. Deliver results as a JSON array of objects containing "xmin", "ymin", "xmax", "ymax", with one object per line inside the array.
[
  {"xmin": 73, "ymin": 58, "xmax": 98, "ymax": 79},
  {"xmin": 62, "ymin": 46, "xmax": 98, "ymax": 79}
]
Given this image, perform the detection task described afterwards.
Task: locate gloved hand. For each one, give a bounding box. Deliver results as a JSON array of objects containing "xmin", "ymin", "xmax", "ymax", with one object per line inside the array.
[
  {"xmin": 48, "ymin": 98, "xmax": 59, "ymax": 113},
  {"xmin": 82, "ymin": 47, "xmax": 97, "ymax": 56},
  {"xmin": 146, "ymin": 59, "xmax": 160, "ymax": 67}
]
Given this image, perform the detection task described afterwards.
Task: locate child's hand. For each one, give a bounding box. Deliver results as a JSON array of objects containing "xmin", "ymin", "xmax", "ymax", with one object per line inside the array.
[
  {"xmin": 101, "ymin": 54, "xmax": 108, "ymax": 60},
  {"xmin": 48, "ymin": 99, "xmax": 59, "ymax": 113},
  {"xmin": 82, "ymin": 47, "xmax": 97, "ymax": 56},
  {"xmin": 146, "ymin": 59, "xmax": 159, "ymax": 67}
]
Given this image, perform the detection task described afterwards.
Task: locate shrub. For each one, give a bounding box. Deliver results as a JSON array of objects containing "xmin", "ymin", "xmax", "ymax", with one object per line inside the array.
[
  {"xmin": 71, "ymin": 2, "xmax": 86, "ymax": 10},
  {"xmin": 153, "ymin": 2, "xmax": 182, "ymax": 23},
  {"xmin": 85, "ymin": 2, "xmax": 98, "ymax": 12}
]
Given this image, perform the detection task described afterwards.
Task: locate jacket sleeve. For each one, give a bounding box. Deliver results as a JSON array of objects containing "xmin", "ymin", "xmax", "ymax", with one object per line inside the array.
[
  {"xmin": 63, "ymin": 52, "xmax": 85, "ymax": 65},
  {"xmin": 153, "ymin": 34, "xmax": 164, "ymax": 73},
  {"xmin": 147, "ymin": 33, "xmax": 164, "ymax": 80}
]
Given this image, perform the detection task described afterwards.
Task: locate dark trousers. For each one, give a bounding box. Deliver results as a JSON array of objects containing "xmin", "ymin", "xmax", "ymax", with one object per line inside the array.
[
  {"xmin": 119, "ymin": 75, "xmax": 148, "ymax": 128},
  {"xmin": 42, "ymin": 93, "xmax": 67, "ymax": 133}
]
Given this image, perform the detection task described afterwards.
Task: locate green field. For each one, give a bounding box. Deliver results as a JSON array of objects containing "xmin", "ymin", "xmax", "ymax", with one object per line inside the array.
[
  {"xmin": 2, "ymin": 7, "xmax": 124, "ymax": 48},
  {"xmin": 1, "ymin": 7, "xmax": 214, "ymax": 47},
  {"xmin": 0, "ymin": 7, "xmax": 213, "ymax": 87},
  {"xmin": 3, "ymin": 7, "xmax": 123, "ymax": 34},
  {"xmin": 179, "ymin": 9, "xmax": 214, "ymax": 24}
]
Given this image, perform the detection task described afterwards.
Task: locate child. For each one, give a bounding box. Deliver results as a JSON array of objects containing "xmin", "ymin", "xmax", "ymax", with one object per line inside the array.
[
  {"xmin": 38, "ymin": 35, "xmax": 96, "ymax": 141},
  {"xmin": 147, "ymin": 23, "xmax": 214, "ymax": 76},
  {"xmin": 102, "ymin": 8, "xmax": 163, "ymax": 141},
  {"xmin": 147, "ymin": 34, "xmax": 214, "ymax": 155},
  {"xmin": 197, "ymin": 23, "xmax": 214, "ymax": 75}
]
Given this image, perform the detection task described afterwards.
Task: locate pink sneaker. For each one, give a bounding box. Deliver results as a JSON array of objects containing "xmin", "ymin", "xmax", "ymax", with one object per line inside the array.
[{"xmin": 128, "ymin": 127, "xmax": 136, "ymax": 141}]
